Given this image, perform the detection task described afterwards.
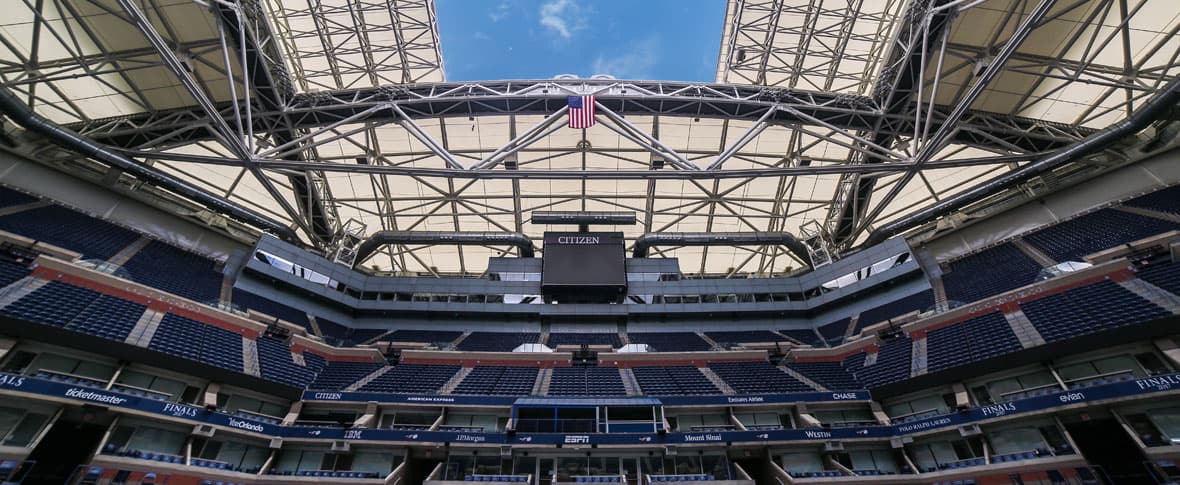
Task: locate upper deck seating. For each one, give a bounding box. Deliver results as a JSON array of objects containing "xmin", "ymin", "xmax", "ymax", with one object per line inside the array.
[
  {"xmin": 1019, "ymin": 280, "xmax": 1169, "ymax": 342},
  {"xmin": 1124, "ymin": 185, "xmax": 1180, "ymax": 216},
  {"xmin": 626, "ymin": 332, "xmax": 712, "ymax": 352},
  {"xmin": 708, "ymin": 361, "xmax": 812, "ymax": 393},
  {"xmin": 1023, "ymin": 209, "xmax": 1180, "ymax": 262},
  {"xmin": 0, "ymin": 186, "xmax": 36, "ymax": 208},
  {"xmin": 854, "ymin": 290, "xmax": 933, "ymax": 333},
  {"xmin": 632, "ymin": 366, "xmax": 721, "ymax": 396},
  {"xmin": 232, "ymin": 288, "xmax": 310, "ymax": 329},
  {"xmin": 705, "ymin": 330, "xmax": 782, "ymax": 344},
  {"xmin": 455, "ymin": 332, "xmax": 539, "ymax": 352},
  {"xmin": 0, "ymin": 258, "xmax": 30, "ymax": 288},
  {"xmin": 1136, "ymin": 260, "xmax": 1180, "ymax": 296},
  {"xmin": 816, "ymin": 319, "xmax": 851, "ymax": 346},
  {"xmin": 122, "ymin": 241, "xmax": 222, "ymax": 304},
  {"xmin": 386, "ymin": 330, "xmax": 462, "ymax": 346},
  {"xmin": 255, "ymin": 336, "xmax": 317, "ymax": 388},
  {"xmin": 453, "ymin": 366, "xmax": 539, "ymax": 396},
  {"xmin": 547, "ymin": 367, "xmax": 626, "ymax": 396},
  {"xmin": 779, "ymin": 327, "xmax": 824, "ymax": 347},
  {"xmin": 0, "ymin": 205, "xmax": 139, "ymax": 260},
  {"xmin": 942, "ymin": 243, "xmax": 1042, "ymax": 304}
]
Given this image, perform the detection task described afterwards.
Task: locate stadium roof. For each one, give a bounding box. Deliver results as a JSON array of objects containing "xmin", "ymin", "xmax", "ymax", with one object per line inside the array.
[{"xmin": 1, "ymin": 0, "xmax": 1178, "ymax": 276}]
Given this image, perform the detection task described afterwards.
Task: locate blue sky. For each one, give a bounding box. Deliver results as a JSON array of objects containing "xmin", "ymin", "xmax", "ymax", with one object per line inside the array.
[{"xmin": 435, "ymin": 0, "xmax": 726, "ymax": 81}]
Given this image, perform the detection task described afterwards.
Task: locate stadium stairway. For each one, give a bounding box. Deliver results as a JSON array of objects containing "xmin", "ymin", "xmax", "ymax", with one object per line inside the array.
[
  {"xmin": 1002, "ymin": 310, "xmax": 1048, "ymax": 348},
  {"xmin": 1012, "ymin": 238, "xmax": 1057, "ymax": 267},
  {"xmin": 0, "ymin": 200, "xmax": 48, "ymax": 217},
  {"xmin": 697, "ymin": 367, "xmax": 736, "ymax": 395},
  {"xmin": 1114, "ymin": 204, "xmax": 1180, "ymax": 224},
  {"xmin": 696, "ymin": 332, "xmax": 719, "ymax": 349},
  {"xmin": 105, "ymin": 236, "xmax": 151, "ymax": 267},
  {"xmin": 123, "ymin": 308, "xmax": 165, "ymax": 347},
  {"xmin": 439, "ymin": 367, "xmax": 474, "ymax": 395},
  {"xmin": 531, "ymin": 367, "xmax": 552, "ymax": 395},
  {"xmin": 777, "ymin": 365, "xmax": 826, "ymax": 391},
  {"xmin": 449, "ymin": 331, "xmax": 472, "ymax": 350},
  {"xmin": 241, "ymin": 338, "xmax": 261, "ymax": 377},
  {"xmin": 910, "ymin": 338, "xmax": 927, "ymax": 377},
  {"xmin": 344, "ymin": 366, "xmax": 392, "ymax": 392},
  {"xmin": 1118, "ymin": 278, "xmax": 1180, "ymax": 314},
  {"xmin": 0, "ymin": 277, "xmax": 46, "ymax": 308},
  {"xmin": 619, "ymin": 368, "xmax": 640, "ymax": 396}
]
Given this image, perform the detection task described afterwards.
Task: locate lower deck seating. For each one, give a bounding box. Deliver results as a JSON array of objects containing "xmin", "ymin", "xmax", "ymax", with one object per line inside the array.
[
  {"xmin": 547, "ymin": 367, "xmax": 625, "ymax": 396},
  {"xmin": 307, "ymin": 361, "xmax": 383, "ymax": 391},
  {"xmin": 453, "ymin": 366, "xmax": 538, "ymax": 396},
  {"xmin": 632, "ymin": 366, "xmax": 721, "ymax": 396},
  {"xmin": 1137, "ymin": 260, "xmax": 1180, "ymax": 296},
  {"xmin": 455, "ymin": 332, "xmax": 539, "ymax": 352},
  {"xmin": 148, "ymin": 314, "xmax": 242, "ymax": 372},
  {"xmin": 255, "ymin": 336, "xmax": 317, "ymax": 388},
  {"xmin": 121, "ymin": 241, "xmax": 222, "ymax": 304},
  {"xmin": 1023, "ymin": 209, "xmax": 1180, "ymax": 262},
  {"xmin": 705, "ymin": 330, "xmax": 782, "ymax": 344},
  {"xmin": 0, "ymin": 205, "xmax": 139, "ymax": 260},
  {"xmin": 626, "ymin": 332, "xmax": 712, "ymax": 352},
  {"xmin": 844, "ymin": 335, "xmax": 912, "ymax": 389},
  {"xmin": 925, "ymin": 312, "xmax": 1022, "ymax": 373},
  {"xmin": 708, "ymin": 361, "xmax": 811, "ymax": 393},
  {"xmin": 1, "ymin": 281, "xmax": 101, "ymax": 327},
  {"xmin": 1019, "ymin": 280, "xmax": 1170, "ymax": 343},
  {"xmin": 546, "ymin": 332, "xmax": 621, "ymax": 347},
  {"xmin": 66, "ymin": 295, "xmax": 146, "ymax": 342},
  {"xmin": 357, "ymin": 364, "xmax": 460, "ymax": 394},
  {"xmin": 784, "ymin": 361, "xmax": 861, "ymax": 390}
]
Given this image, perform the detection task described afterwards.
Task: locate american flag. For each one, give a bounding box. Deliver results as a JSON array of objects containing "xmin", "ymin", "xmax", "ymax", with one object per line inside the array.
[{"xmin": 567, "ymin": 95, "xmax": 596, "ymax": 129}]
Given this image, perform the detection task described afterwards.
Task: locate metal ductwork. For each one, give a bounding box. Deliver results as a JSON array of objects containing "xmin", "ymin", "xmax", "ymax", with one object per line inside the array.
[
  {"xmin": 632, "ymin": 232, "xmax": 813, "ymax": 268},
  {"xmin": 0, "ymin": 89, "xmax": 300, "ymax": 243},
  {"xmin": 864, "ymin": 77, "xmax": 1180, "ymax": 247},
  {"xmin": 353, "ymin": 231, "xmax": 536, "ymax": 267}
]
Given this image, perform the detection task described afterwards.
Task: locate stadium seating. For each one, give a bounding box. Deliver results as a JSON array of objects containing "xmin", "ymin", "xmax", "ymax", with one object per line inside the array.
[
  {"xmin": 386, "ymin": 329, "xmax": 462, "ymax": 345},
  {"xmin": 815, "ymin": 319, "xmax": 850, "ymax": 346},
  {"xmin": 779, "ymin": 327, "xmax": 825, "ymax": 347},
  {"xmin": 314, "ymin": 318, "xmax": 349, "ymax": 345},
  {"xmin": 453, "ymin": 366, "xmax": 539, "ymax": 396},
  {"xmin": 0, "ymin": 205, "xmax": 139, "ymax": 260},
  {"xmin": 942, "ymin": 243, "xmax": 1043, "ymax": 304},
  {"xmin": 632, "ymin": 366, "xmax": 721, "ymax": 395},
  {"xmin": 704, "ymin": 330, "xmax": 782, "ymax": 344},
  {"xmin": 231, "ymin": 288, "xmax": 310, "ymax": 329},
  {"xmin": 0, "ymin": 257, "xmax": 30, "ymax": 288},
  {"xmin": 1124, "ymin": 185, "xmax": 1180, "ymax": 216},
  {"xmin": 148, "ymin": 314, "xmax": 243, "ymax": 372},
  {"xmin": 456, "ymin": 332, "xmax": 539, "ymax": 352},
  {"xmin": 627, "ymin": 332, "xmax": 712, "ymax": 352},
  {"xmin": 66, "ymin": 295, "xmax": 146, "ymax": 342},
  {"xmin": 121, "ymin": 241, "xmax": 222, "ymax": 303},
  {"xmin": 357, "ymin": 363, "xmax": 460, "ymax": 394},
  {"xmin": 0, "ymin": 186, "xmax": 36, "ymax": 208},
  {"xmin": 1023, "ymin": 209, "xmax": 1180, "ymax": 262},
  {"xmin": 548, "ymin": 366, "xmax": 626, "ymax": 396},
  {"xmin": 708, "ymin": 361, "xmax": 812, "ymax": 393},
  {"xmin": 925, "ymin": 312, "xmax": 1022, "ymax": 373},
  {"xmin": 307, "ymin": 361, "xmax": 383, "ymax": 391},
  {"xmin": 649, "ymin": 475, "xmax": 716, "ymax": 482},
  {"xmin": 1136, "ymin": 260, "xmax": 1180, "ymax": 296},
  {"xmin": 547, "ymin": 332, "xmax": 621, "ymax": 347},
  {"xmin": 1019, "ymin": 280, "xmax": 1169, "ymax": 342},
  {"xmin": 844, "ymin": 335, "xmax": 912, "ymax": 389},
  {"xmin": 463, "ymin": 475, "xmax": 528, "ymax": 482},
  {"xmin": 1, "ymin": 281, "xmax": 101, "ymax": 327},
  {"xmin": 854, "ymin": 289, "xmax": 933, "ymax": 333},
  {"xmin": 255, "ymin": 336, "xmax": 317, "ymax": 388},
  {"xmin": 783, "ymin": 362, "xmax": 862, "ymax": 391},
  {"xmin": 343, "ymin": 328, "xmax": 388, "ymax": 345}
]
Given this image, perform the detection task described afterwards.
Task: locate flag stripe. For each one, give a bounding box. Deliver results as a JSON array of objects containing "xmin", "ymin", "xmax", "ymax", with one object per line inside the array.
[{"xmin": 568, "ymin": 95, "xmax": 595, "ymax": 129}]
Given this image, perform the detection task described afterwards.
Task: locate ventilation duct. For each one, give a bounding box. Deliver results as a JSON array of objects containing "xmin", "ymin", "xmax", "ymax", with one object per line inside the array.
[
  {"xmin": 632, "ymin": 232, "xmax": 812, "ymax": 268},
  {"xmin": 0, "ymin": 89, "xmax": 299, "ymax": 243},
  {"xmin": 353, "ymin": 231, "xmax": 536, "ymax": 267},
  {"xmin": 865, "ymin": 77, "xmax": 1180, "ymax": 247}
]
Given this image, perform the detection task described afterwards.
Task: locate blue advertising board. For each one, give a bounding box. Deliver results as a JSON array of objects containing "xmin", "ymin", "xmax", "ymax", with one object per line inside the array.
[{"xmin": 2, "ymin": 372, "xmax": 1177, "ymax": 446}]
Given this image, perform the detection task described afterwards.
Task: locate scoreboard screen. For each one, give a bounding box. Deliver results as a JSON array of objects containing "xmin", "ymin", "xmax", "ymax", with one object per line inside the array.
[{"xmin": 541, "ymin": 232, "xmax": 626, "ymax": 302}]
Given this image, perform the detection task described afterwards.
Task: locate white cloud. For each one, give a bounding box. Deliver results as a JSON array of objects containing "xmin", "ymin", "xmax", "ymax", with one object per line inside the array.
[
  {"xmin": 539, "ymin": 0, "xmax": 584, "ymax": 40},
  {"xmin": 591, "ymin": 37, "xmax": 660, "ymax": 80},
  {"xmin": 488, "ymin": 2, "xmax": 510, "ymax": 22}
]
